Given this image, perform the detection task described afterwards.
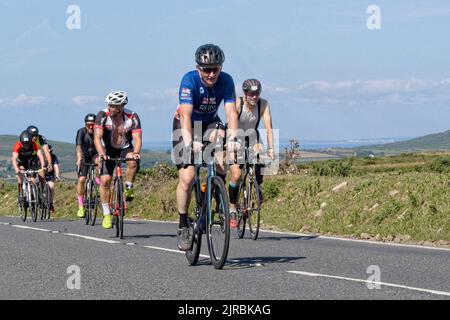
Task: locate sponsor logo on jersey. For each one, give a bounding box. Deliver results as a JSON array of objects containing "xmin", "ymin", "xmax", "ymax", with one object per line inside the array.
[{"xmin": 181, "ymin": 88, "xmax": 191, "ymax": 98}]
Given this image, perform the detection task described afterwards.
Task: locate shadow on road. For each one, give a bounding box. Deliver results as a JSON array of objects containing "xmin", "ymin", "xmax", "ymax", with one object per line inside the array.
[
  {"xmin": 121, "ymin": 234, "xmax": 177, "ymax": 240},
  {"xmin": 257, "ymin": 235, "xmax": 318, "ymax": 241},
  {"xmin": 225, "ymin": 255, "xmax": 306, "ymax": 270}
]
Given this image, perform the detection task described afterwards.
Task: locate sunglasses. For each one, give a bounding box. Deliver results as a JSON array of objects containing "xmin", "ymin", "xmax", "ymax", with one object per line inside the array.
[
  {"xmin": 86, "ymin": 123, "xmax": 95, "ymax": 128},
  {"xmin": 199, "ymin": 66, "xmax": 221, "ymax": 74},
  {"xmin": 244, "ymin": 91, "xmax": 261, "ymax": 97}
]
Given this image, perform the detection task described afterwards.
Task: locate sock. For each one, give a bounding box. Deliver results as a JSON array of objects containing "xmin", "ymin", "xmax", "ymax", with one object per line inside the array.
[
  {"xmin": 95, "ymin": 177, "xmax": 101, "ymax": 185},
  {"xmin": 229, "ymin": 182, "xmax": 239, "ymax": 207},
  {"xmin": 179, "ymin": 213, "xmax": 188, "ymax": 228},
  {"xmin": 126, "ymin": 182, "xmax": 133, "ymax": 189},
  {"xmin": 102, "ymin": 203, "xmax": 111, "ymax": 215},
  {"xmin": 77, "ymin": 195, "xmax": 84, "ymax": 207}
]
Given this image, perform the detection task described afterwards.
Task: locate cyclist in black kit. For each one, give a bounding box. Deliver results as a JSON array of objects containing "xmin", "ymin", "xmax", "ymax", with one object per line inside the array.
[{"xmin": 75, "ymin": 113, "xmax": 98, "ymax": 218}]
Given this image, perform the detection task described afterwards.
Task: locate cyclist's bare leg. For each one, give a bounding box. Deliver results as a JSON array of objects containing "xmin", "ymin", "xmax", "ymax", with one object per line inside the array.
[
  {"xmin": 77, "ymin": 176, "xmax": 86, "ymax": 198},
  {"xmin": 176, "ymin": 166, "xmax": 195, "ymax": 214},
  {"xmin": 17, "ymin": 166, "xmax": 24, "ymax": 196},
  {"xmin": 229, "ymin": 164, "xmax": 241, "ymax": 211},
  {"xmin": 48, "ymin": 181, "xmax": 55, "ymax": 204},
  {"xmin": 99, "ymin": 175, "xmax": 112, "ymax": 206},
  {"xmin": 124, "ymin": 152, "xmax": 138, "ymax": 184}
]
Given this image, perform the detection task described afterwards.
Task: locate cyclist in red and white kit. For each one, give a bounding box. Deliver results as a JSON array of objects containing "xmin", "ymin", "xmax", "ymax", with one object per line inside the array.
[
  {"xmin": 11, "ymin": 131, "xmax": 46, "ymax": 207},
  {"xmin": 94, "ymin": 91, "xmax": 142, "ymax": 229}
]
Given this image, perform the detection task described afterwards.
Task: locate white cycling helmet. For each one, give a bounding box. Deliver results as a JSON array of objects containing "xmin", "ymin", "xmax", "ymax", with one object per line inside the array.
[{"xmin": 105, "ymin": 91, "xmax": 128, "ymax": 105}]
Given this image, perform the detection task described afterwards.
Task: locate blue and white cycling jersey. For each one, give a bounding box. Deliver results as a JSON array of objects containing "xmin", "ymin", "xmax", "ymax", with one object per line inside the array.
[{"xmin": 177, "ymin": 70, "xmax": 236, "ymax": 124}]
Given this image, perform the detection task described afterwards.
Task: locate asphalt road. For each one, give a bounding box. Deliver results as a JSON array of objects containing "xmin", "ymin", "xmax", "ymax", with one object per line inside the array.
[{"xmin": 0, "ymin": 216, "xmax": 449, "ymax": 300}]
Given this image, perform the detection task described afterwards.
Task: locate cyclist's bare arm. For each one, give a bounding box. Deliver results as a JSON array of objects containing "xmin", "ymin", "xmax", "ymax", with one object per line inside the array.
[
  {"xmin": 94, "ymin": 127, "xmax": 106, "ymax": 157},
  {"xmin": 132, "ymin": 131, "xmax": 142, "ymax": 157},
  {"xmin": 37, "ymin": 149, "xmax": 46, "ymax": 169},
  {"xmin": 54, "ymin": 163, "xmax": 61, "ymax": 178},
  {"xmin": 262, "ymin": 100, "xmax": 275, "ymax": 158},
  {"xmin": 42, "ymin": 144, "xmax": 52, "ymax": 167},
  {"xmin": 76, "ymin": 145, "xmax": 83, "ymax": 166},
  {"xmin": 178, "ymin": 104, "xmax": 194, "ymax": 146},
  {"xmin": 11, "ymin": 152, "xmax": 20, "ymax": 173},
  {"xmin": 224, "ymin": 101, "xmax": 238, "ymax": 142}
]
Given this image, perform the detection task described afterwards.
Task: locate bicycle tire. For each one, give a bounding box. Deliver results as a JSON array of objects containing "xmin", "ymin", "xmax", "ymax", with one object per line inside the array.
[
  {"xmin": 30, "ymin": 182, "xmax": 38, "ymax": 222},
  {"xmin": 186, "ymin": 181, "xmax": 203, "ymax": 265},
  {"xmin": 118, "ymin": 181, "xmax": 125, "ymax": 239},
  {"xmin": 247, "ymin": 179, "xmax": 261, "ymax": 240},
  {"xmin": 91, "ymin": 183, "xmax": 99, "ymax": 226},
  {"xmin": 19, "ymin": 187, "xmax": 27, "ymax": 222},
  {"xmin": 236, "ymin": 180, "xmax": 246, "ymax": 239},
  {"xmin": 43, "ymin": 183, "xmax": 51, "ymax": 220},
  {"xmin": 206, "ymin": 176, "xmax": 230, "ymax": 269},
  {"xmin": 84, "ymin": 181, "xmax": 91, "ymax": 225}
]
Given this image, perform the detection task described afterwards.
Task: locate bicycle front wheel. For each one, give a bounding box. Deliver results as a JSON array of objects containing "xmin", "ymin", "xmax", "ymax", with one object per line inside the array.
[
  {"xmin": 84, "ymin": 181, "xmax": 92, "ymax": 225},
  {"xmin": 19, "ymin": 188, "xmax": 27, "ymax": 222},
  {"xmin": 42, "ymin": 183, "xmax": 51, "ymax": 220},
  {"xmin": 186, "ymin": 181, "xmax": 203, "ymax": 266},
  {"xmin": 236, "ymin": 181, "xmax": 246, "ymax": 239},
  {"xmin": 206, "ymin": 176, "xmax": 230, "ymax": 269},
  {"xmin": 114, "ymin": 179, "xmax": 125, "ymax": 239},
  {"xmin": 91, "ymin": 183, "xmax": 99, "ymax": 226},
  {"xmin": 30, "ymin": 183, "xmax": 38, "ymax": 222},
  {"xmin": 247, "ymin": 179, "xmax": 261, "ymax": 240}
]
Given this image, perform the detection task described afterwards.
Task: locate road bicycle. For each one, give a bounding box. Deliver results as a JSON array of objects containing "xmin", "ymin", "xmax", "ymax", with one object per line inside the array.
[
  {"xmin": 103, "ymin": 158, "xmax": 138, "ymax": 239},
  {"xmin": 82, "ymin": 162, "xmax": 100, "ymax": 226},
  {"xmin": 236, "ymin": 142, "xmax": 263, "ymax": 240},
  {"xmin": 18, "ymin": 169, "xmax": 43, "ymax": 222},
  {"xmin": 185, "ymin": 130, "xmax": 231, "ymax": 269}
]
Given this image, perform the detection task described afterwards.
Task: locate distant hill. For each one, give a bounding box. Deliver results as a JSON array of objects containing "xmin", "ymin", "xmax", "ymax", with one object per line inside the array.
[
  {"xmin": 355, "ymin": 130, "xmax": 450, "ymax": 154},
  {"xmin": 0, "ymin": 135, "xmax": 171, "ymax": 178}
]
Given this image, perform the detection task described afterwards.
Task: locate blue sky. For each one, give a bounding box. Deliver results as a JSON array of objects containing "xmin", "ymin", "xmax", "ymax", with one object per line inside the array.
[{"xmin": 1, "ymin": 0, "xmax": 450, "ymax": 144}]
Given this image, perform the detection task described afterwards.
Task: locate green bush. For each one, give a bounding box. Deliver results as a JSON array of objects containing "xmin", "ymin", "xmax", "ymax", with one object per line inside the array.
[
  {"xmin": 262, "ymin": 180, "xmax": 281, "ymax": 199},
  {"xmin": 312, "ymin": 160, "xmax": 352, "ymax": 177},
  {"xmin": 427, "ymin": 157, "xmax": 450, "ymax": 174}
]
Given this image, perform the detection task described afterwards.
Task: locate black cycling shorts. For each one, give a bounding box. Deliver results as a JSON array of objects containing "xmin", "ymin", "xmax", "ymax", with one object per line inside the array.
[
  {"xmin": 172, "ymin": 116, "xmax": 224, "ymax": 170},
  {"xmin": 99, "ymin": 147, "xmax": 139, "ymax": 176}
]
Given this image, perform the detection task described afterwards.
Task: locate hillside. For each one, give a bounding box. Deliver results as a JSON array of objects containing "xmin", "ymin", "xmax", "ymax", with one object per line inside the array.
[
  {"xmin": 0, "ymin": 135, "xmax": 171, "ymax": 179},
  {"xmin": 356, "ymin": 130, "xmax": 450, "ymax": 153}
]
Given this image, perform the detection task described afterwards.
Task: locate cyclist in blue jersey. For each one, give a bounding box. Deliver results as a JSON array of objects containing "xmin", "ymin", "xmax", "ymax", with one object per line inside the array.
[{"xmin": 172, "ymin": 44, "xmax": 240, "ymax": 250}]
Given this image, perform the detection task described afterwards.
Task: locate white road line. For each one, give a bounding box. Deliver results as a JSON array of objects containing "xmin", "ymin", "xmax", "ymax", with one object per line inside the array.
[
  {"xmin": 287, "ymin": 270, "xmax": 450, "ymax": 297},
  {"xmin": 11, "ymin": 225, "xmax": 52, "ymax": 232},
  {"xmin": 64, "ymin": 233, "xmax": 121, "ymax": 244},
  {"xmin": 143, "ymin": 245, "xmax": 209, "ymax": 259},
  {"xmin": 0, "ymin": 222, "xmax": 11, "ymax": 225},
  {"xmin": 260, "ymin": 229, "xmax": 450, "ymax": 252}
]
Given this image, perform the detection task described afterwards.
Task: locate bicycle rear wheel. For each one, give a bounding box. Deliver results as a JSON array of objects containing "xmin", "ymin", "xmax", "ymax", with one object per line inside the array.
[
  {"xmin": 206, "ymin": 176, "xmax": 230, "ymax": 269},
  {"xmin": 247, "ymin": 179, "xmax": 261, "ymax": 240},
  {"xmin": 186, "ymin": 181, "xmax": 203, "ymax": 266}
]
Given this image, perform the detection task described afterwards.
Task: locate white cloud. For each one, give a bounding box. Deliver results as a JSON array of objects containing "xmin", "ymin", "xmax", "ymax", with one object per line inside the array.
[
  {"xmin": 0, "ymin": 94, "xmax": 46, "ymax": 108},
  {"xmin": 265, "ymin": 77, "xmax": 450, "ymax": 106},
  {"xmin": 72, "ymin": 96, "xmax": 102, "ymax": 107}
]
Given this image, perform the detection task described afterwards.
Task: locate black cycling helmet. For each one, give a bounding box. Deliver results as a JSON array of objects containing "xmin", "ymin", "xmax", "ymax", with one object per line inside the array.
[
  {"xmin": 84, "ymin": 113, "xmax": 96, "ymax": 123},
  {"xmin": 27, "ymin": 125, "xmax": 39, "ymax": 137},
  {"xmin": 195, "ymin": 44, "xmax": 225, "ymax": 66},
  {"xmin": 242, "ymin": 79, "xmax": 262, "ymax": 94},
  {"xmin": 20, "ymin": 131, "xmax": 32, "ymax": 146}
]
